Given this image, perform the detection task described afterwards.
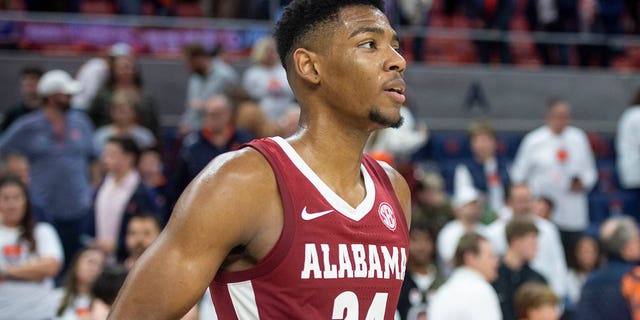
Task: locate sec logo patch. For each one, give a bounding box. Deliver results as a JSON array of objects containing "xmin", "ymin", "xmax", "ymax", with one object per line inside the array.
[{"xmin": 378, "ymin": 202, "xmax": 396, "ymax": 231}]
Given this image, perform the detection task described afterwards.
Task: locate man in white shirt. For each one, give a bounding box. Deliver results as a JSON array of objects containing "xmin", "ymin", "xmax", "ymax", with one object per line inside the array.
[
  {"xmin": 429, "ymin": 232, "xmax": 502, "ymax": 320},
  {"xmin": 511, "ymin": 98, "xmax": 596, "ymax": 256},
  {"xmin": 486, "ymin": 184, "xmax": 568, "ymax": 299},
  {"xmin": 616, "ymin": 96, "xmax": 640, "ymax": 214},
  {"xmin": 437, "ymin": 185, "xmax": 487, "ymax": 274}
]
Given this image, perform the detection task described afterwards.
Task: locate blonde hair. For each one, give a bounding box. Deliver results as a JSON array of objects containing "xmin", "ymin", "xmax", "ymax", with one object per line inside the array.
[{"xmin": 251, "ymin": 37, "xmax": 276, "ymax": 64}]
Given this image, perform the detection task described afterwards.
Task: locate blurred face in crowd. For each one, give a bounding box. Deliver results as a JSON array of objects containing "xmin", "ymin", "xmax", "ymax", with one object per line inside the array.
[
  {"xmin": 126, "ymin": 216, "xmax": 160, "ymax": 260},
  {"xmin": 75, "ymin": 249, "xmax": 106, "ymax": 288},
  {"xmin": 575, "ymin": 236, "xmax": 599, "ymax": 272},
  {"xmin": 260, "ymin": 40, "xmax": 279, "ymax": 67},
  {"xmin": 509, "ymin": 185, "xmax": 533, "ymax": 217},
  {"xmin": 202, "ymin": 96, "xmax": 232, "ymax": 135},
  {"xmin": 113, "ymin": 56, "xmax": 136, "ymax": 84},
  {"xmin": 546, "ymin": 102, "xmax": 571, "ymax": 135},
  {"xmin": 456, "ymin": 199, "xmax": 482, "ymax": 224},
  {"xmin": 526, "ymin": 304, "xmax": 561, "ymax": 320},
  {"xmin": 47, "ymin": 92, "xmax": 72, "ymax": 112},
  {"xmin": 409, "ymin": 228, "xmax": 434, "ymax": 268},
  {"xmin": 5, "ymin": 155, "xmax": 30, "ymax": 186},
  {"xmin": 514, "ymin": 232, "xmax": 539, "ymax": 262},
  {"xmin": 138, "ymin": 150, "xmax": 163, "ymax": 182},
  {"xmin": 623, "ymin": 225, "xmax": 640, "ymax": 261},
  {"xmin": 470, "ymin": 131, "xmax": 496, "ymax": 162},
  {"xmin": 0, "ymin": 182, "xmax": 27, "ymax": 228},
  {"xmin": 185, "ymin": 54, "xmax": 210, "ymax": 77},
  {"xmin": 466, "ymin": 239, "xmax": 499, "ymax": 282},
  {"xmin": 101, "ymin": 142, "xmax": 134, "ymax": 175},
  {"xmin": 21, "ymin": 73, "xmax": 40, "ymax": 100},
  {"xmin": 531, "ymin": 199, "xmax": 552, "ymax": 220}
]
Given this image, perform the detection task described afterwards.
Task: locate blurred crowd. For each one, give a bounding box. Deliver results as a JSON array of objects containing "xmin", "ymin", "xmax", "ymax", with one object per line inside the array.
[
  {"xmin": 0, "ymin": 20, "xmax": 638, "ymax": 320},
  {"xmin": 5, "ymin": 0, "xmax": 640, "ymax": 67}
]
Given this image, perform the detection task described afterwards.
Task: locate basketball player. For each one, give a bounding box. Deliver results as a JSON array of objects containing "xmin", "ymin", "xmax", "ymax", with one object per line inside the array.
[{"xmin": 109, "ymin": 0, "xmax": 411, "ymax": 318}]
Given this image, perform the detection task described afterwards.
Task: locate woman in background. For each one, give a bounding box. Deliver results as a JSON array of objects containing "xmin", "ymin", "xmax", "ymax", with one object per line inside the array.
[
  {"xmin": 55, "ymin": 247, "xmax": 106, "ymax": 320},
  {"xmin": 0, "ymin": 175, "xmax": 64, "ymax": 319}
]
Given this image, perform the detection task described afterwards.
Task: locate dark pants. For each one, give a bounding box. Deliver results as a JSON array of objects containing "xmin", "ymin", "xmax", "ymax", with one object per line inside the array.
[
  {"xmin": 52, "ymin": 215, "xmax": 88, "ymax": 278},
  {"xmin": 560, "ymin": 230, "xmax": 584, "ymax": 264}
]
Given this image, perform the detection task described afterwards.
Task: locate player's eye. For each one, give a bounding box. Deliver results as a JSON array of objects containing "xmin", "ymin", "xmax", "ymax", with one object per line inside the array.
[{"xmin": 359, "ymin": 41, "xmax": 375, "ymax": 49}]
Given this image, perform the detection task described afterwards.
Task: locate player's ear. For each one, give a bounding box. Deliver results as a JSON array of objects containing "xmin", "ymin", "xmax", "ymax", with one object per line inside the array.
[{"xmin": 292, "ymin": 48, "xmax": 321, "ymax": 85}]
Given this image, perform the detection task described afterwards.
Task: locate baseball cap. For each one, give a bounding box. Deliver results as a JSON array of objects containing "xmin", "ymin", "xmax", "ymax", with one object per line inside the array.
[
  {"xmin": 452, "ymin": 186, "xmax": 480, "ymax": 209},
  {"xmin": 37, "ymin": 69, "xmax": 81, "ymax": 97}
]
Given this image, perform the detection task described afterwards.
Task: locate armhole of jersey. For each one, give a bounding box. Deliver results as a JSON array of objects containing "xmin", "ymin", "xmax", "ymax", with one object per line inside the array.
[
  {"xmin": 213, "ymin": 139, "xmax": 296, "ymax": 283},
  {"xmin": 363, "ymin": 154, "xmax": 410, "ymax": 235}
]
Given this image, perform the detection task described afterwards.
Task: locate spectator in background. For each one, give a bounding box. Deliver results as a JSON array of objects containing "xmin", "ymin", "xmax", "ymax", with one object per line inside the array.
[
  {"xmin": 123, "ymin": 213, "xmax": 161, "ymax": 269},
  {"xmin": 437, "ymin": 185, "xmax": 486, "ymax": 273},
  {"xmin": 454, "ymin": 121, "xmax": 510, "ymax": 223},
  {"xmin": 0, "ymin": 152, "xmax": 52, "ymax": 224},
  {"xmin": 181, "ymin": 43, "xmax": 238, "ymax": 134},
  {"xmin": 88, "ymin": 53, "xmax": 160, "ymax": 142},
  {"xmin": 55, "ymin": 247, "xmax": 106, "ymax": 320},
  {"xmin": 73, "ymin": 43, "xmax": 132, "ymax": 111},
  {"xmin": 242, "ymin": 37, "xmax": 295, "ymax": 123},
  {"xmin": 0, "ymin": 176, "xmax": 64, "ymax": 319},
  {"xmin": 229, "ymin": 85, "xmax": 284, "ymax": 138},
  {"xmin": 117, "ymin": 0, "xmax": 175, "ymax": 15},
  {"xmin": 1, "ymin": 66, "xmax": 43, "ymax": 131},
  {"xmin": 577, "ymin": 215, "xmax": 639, "ymax": 320},
  {"xmin": 396, "ymin": 0, "xmax": 432, "ymax": 62},
  {"xmin": 515, "ymin": 282, "xmax": 561, "ymax": 320},
  {"xmin": 397, "ymin": 220, "xmax": 446, "ymax": 320},
  {"xmin": 138, "ymin": 149, "xmax": 169, "ymax": 217},
  {"xmin": 89, "ymin": 264, "xmax": 128, "ymax": 320},
  {"xmin": 0, "ymin": 69, "xmax": 96, "ymax": 269},
  {"xmin": 492, "ymin": 218, "xmax": 547, "ymax": 320},
  {"xmin": 486, "ymin": 184, "xmax": 567, "ymax": 301},
  {"xmin": 526, "ymin": 0, "xmax": 573, "ymax": 65},
  {"xmin": 174, "ymin": 95, "xmax": 254, "ymax": 195},
  {"xmin": 429, "ymin": 232, "xmax": 502, "ymax": 320},
  {"xmin": 93, "ymin": 90, "xmax": 157, "ymax": 153},
  {"xmin": 466, "ymin": 0, "xmax": 514, "ymax": 64},
  {"xmin": 364, "ymin": 106, "xmax": 428, "ymax": 164},
  {"xmin": 85, "ymin": 137, "xmax": 162, "ymax": 262},
  {"xmin": 616, "ymin": 91, "xmax": 640, "ymax": 213},
  {"xmin": 565, "ymin": 235, "xmax": 601, "ymax": 315},
  {"xmin": 531, "ymin": 197, "xmax": 554, "ymax": 221},
  {"xmin": 511, "ymin": 98, "xmax": 596, "ymax": 258},
  {"xmin": 412, "ymin": 169, "xmax": 453, "ymax": 237}
]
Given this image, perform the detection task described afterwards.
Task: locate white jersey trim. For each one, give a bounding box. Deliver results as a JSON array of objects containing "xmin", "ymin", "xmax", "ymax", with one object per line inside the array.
[
  {"xmin": 228, "ymin": 280, "xmax": 260, "ymax": 320},
  {"xmin": 270, "ymin": 136, "xmax": 375, "ymax": 221}
]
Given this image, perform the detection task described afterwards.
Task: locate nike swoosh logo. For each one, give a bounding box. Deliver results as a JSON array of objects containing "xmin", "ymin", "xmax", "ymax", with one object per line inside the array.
[{"xmin": 301, "ymin": 207, "xmax": 334, "ymax": 221}]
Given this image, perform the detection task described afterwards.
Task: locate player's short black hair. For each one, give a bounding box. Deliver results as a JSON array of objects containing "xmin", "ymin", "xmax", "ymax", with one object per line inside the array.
[{"xmin": 274, "ymin": 0, "xmax": 385, "ymax": 69}]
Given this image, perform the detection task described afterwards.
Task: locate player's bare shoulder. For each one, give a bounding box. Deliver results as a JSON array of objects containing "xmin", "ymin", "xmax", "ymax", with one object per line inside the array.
[
  {"xmin": 376, "ymin": 160, "xmax": 411, "ymax": 225},
  {"xmin": 171, "ymin": 147, "xmax": 281, "ymax": 244}
]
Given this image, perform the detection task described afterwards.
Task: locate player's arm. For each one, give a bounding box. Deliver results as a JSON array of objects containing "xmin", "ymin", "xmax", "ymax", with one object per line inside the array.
[
  {"xmin": 379, "ymin": 162, "xmax": 412, "ymax": 227},
  {"xmin": 109, "ymin": 148, "xmax": 277, "ymax": 319}
]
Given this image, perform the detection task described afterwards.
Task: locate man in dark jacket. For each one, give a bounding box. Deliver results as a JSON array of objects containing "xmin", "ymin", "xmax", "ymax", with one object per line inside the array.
[{"xmin": 577, "ymin": 215, "xmax": 640, "ymax": 320}]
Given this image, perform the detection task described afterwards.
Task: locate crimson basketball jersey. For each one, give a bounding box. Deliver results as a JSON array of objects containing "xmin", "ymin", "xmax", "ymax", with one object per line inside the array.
[{"xmin": 209, "ymin": 136, "xmax": 409, "ymax": 319}]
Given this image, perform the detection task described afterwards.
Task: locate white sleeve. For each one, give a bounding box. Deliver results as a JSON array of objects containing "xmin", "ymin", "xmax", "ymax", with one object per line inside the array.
[
  {"xmin": 510, "ymin": 135, "xmax": 532, "ymax": 184},
  {"xmin": 454, "ymin": 164, "xmax": 474, "ymax": 195},
  {"xmin": 575, "ymin": 130, "xmax": 597, "ymax": 190},
  {"xmin": 473, "ymin": 293, "xmax": 503, "ymax": 320},
  {"xmin": 34, "ymin": 223, "xmax": 64, "ymax": 264},
  {"xmin": 546, "ymin": 225, "xmax": 568, "ymax": 298}
]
